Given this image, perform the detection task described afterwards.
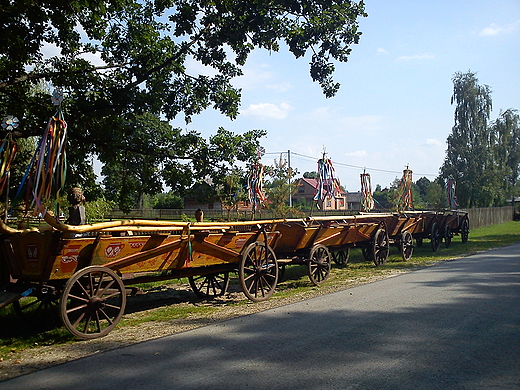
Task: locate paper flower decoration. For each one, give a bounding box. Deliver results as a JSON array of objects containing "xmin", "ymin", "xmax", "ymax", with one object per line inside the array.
[
  {"xmin": 1, "ymin": 115, "xmax": 19, "ymax": 131},
  {"xmin": 256, "ymin": 146, "xmax": 265, "ymax": 158},
  {"xmin": 51, "ymin": 88, "xmax": 64, "ymax": 105}
]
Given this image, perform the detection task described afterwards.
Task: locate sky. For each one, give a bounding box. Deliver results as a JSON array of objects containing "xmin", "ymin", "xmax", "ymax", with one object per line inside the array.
[{"xmin": 169, "ymin": 0, "xmax": 520, "ymax": 192}]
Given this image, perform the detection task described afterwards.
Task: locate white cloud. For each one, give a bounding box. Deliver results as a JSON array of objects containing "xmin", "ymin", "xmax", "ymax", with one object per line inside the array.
[
  {"xmin": 377, "ymin": 48, "xmax": 389, "ymax": 55},
  {"xmin": 234, "ymin": 63, "xmax": 275, "ymax": 90},
  {"xmin": 423, "ymin": 138, "xmax": 443, "ymax": 147},
  {"xmin": 479, "ymin": 20, "xmax": 520, "ymax": 36},
  {"xmin": 241, "ymin": 102, "xmax": 293, "ymax": 119},
  {"xmin": 345, "ymin": 150, "xmax": 369, "ymax": 158},
  {"xmin": 398, "ymin": 53, "xmax": 435, "ymax": 61}
]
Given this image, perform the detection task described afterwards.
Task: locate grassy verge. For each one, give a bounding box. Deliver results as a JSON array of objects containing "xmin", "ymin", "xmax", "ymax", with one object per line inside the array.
[{"xmin": 1, "ymin": 220, "xmax": 519, "ymax": 361}]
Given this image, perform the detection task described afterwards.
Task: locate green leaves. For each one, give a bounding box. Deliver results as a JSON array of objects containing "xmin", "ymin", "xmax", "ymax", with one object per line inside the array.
[
  {"xmin": 1, "ymin": 0, "xmax": 366, "ymax": 207},
  {"xmin": 442, "ymin": 72, "xmax": 520, "ymax": 207}
]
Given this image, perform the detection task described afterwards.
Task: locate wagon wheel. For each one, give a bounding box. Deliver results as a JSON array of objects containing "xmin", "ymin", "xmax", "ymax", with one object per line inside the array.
[
  {"xmin": 444, "ymin": 225, "xmax": 452, "ymax": 248},
  {"xmin": 372, "ymin": 227, "xmax": 390, "ymax": 266},
  {"xmin": 189, "ymin": 272, "xmax": 230, "ymax": 299},
  {"xmin": 60, "ymin": 266, "xmax": 126, "ymax": 339},
  {"xmin": 239, "ymin": 241, "xmax": 278, "ymax": 302},
  {"xmin": 461, "ymin": 218, "xmax": 469, "ymax": 244},
  {"xmin": 333, "ymin": 248, "xmax": 350, "ymax": 265},
  {"xmin": 430, "ymin": 222, "xmax": 441, "ymax": 252},
  {"xmin": 307, "ymin": 244, "xmax": 332, "ymax": 286},
  {"xmin": 361, "ymin": 246, "xmax": 373, "ymax": 261},
  {"xmin": 400, "ymin": 231, "xmax": 414, "ymax": 261},
  {"xmin": 13, "ymin": 286, "xmax": 61, "ymax": 328}
]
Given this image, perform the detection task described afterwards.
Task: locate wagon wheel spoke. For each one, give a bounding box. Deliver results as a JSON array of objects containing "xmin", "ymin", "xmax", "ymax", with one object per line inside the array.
[
  {"xmin": 239, "ymin": 242, "xmax": 278, "ymax": 302},
  {"xmin": 461, "ymin": 219, "xmax": 469, "ymax": 243},
  {"xmin": 333, "ymin": 248, "xmax": 349, "ymax": 266},
  {"xmin": 400, "ymin": 231, "xmax": 414, "ymax": 261},
  {"xmin": 372, "ymin": 227, "xmax": 389, "ymax": 266},
  {"xmin": 189, "ymin": 272, "xmax": 230, "ymax": 299},
  {"xmin": 13, "ymin": 286, "xmax": 62, "ymax": 329},
  {"xmin": 60, "ymin": 266, "xmax": 126, "ymax": 339},
  {"xmin": 308, "ymin": 244, "xmax": 331, "ymax": 286},
  {"xmin": 444, "ymin": 225, "xmax": 452, "ymax": 248},
  {"xmin": 430, "ymin": 222, "xmax": 441, "ymax": 252}
]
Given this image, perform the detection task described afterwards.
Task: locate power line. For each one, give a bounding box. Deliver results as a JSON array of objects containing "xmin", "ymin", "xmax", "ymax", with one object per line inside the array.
[{"xmin": 265, "ymin": 150, "xmax": 438, "ymax": 178}]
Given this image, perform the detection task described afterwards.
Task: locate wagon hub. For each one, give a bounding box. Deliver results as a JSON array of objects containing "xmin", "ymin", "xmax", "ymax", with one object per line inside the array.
[{"xmin": 87, "ymin": 296, "xmax": 104, "ymax": 311}]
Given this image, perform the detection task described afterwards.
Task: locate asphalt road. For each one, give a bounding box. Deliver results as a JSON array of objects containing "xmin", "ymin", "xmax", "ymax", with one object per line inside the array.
[{"xmin": 2, "ymin": 243, "xmax": 519, "ymax": 390}]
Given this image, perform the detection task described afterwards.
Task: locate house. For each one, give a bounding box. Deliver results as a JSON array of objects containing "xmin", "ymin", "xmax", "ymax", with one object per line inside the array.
[{"xmin": 292, "ymin": 178, "xmax": 352, "ymax": 211}]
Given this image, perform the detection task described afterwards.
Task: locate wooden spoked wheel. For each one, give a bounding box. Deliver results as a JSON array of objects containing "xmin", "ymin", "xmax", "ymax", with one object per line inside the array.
[
  {"xmin": 372, "ymin": 227, "xmax": 389, "ymax": 266},
  {"xmin": 13, "ymin": 286, "xmax": 61, "ymax": 328},
  {"xmin": 444, "ymin": 225, "xmax": 452, "ymax": 248},
  {"xmin": 333, "ymin": 248, "xmax": 350, "ymax": 265},
  {"xmin": 189, "ymin": 272, "xmax": 230, "ymax": 299},
  {"xmin": 361, "ymin": 246, "xmax": 373, "ymax": 261},
  {"xmin": 308, "ymin": 244, "xmax": 332, "ymax": 286},
  {"xmin": 400, "ymin": 231, "xmax": 414, "ymax": 261},
  {"xmin": 461, "ymin": 218, "xmax": 469, "ymax": 243},
  {"xmin": 430, "ymin": 222, "xmax": 441, "ymax": 252},
  {"xmin": 60, "ymin": 266, "xmax": 126, "ymax": 339},
  {"xmin": 239, "ymin": 242, "xmax": 278, "ymax": 302}
]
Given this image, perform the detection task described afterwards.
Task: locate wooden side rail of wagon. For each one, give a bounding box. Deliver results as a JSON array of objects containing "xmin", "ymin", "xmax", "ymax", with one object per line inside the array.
[{"xmin": 0, "ymin": 213, "xmax": 284, "ymax": 339}]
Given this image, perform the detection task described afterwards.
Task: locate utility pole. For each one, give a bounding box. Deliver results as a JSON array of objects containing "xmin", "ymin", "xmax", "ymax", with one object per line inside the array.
[{"xmin": 288, "ymin": 150, "xmax": 292, "ymax": 207}]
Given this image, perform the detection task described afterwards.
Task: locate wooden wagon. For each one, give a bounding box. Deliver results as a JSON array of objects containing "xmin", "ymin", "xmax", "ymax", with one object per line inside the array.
[
  {"xmin": 269, "ymin": 215, "xmax": 391, "ymax": 286},
  {"xmin": 435, "ymin": 210, "xmax": 470, "ymax": 248},
  {"xmin": 399, "ymin": 210, "xmax": 469, "ymax": 252},
  {"xmin": 0, "ymin": 213, "xmax": 282, "ymax": 339}
]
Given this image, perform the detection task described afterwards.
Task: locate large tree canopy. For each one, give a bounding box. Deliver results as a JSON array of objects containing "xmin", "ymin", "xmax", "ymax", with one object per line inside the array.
[
  {"xmin": 441, "ymin": 71, "xmax": 520, "ymax": 207},
  {"xmin": 0, "ymin": 0, "xmax": 367, "ymax": 209}
]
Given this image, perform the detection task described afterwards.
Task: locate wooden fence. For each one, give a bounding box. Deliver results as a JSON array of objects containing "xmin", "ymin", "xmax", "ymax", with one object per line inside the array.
[
  {"xmin": 106, "ymin": 206, "xmax": 516, "ymax": 230},
  {"xmin": 461, "ymin": 206, "xmax": 515, "ymax": 230}
]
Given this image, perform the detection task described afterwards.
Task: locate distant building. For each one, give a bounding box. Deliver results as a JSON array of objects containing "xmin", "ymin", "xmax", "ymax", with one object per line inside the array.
[{"xmin": 292, "ymin": 178, "xmax": 357, "ymax": 211}]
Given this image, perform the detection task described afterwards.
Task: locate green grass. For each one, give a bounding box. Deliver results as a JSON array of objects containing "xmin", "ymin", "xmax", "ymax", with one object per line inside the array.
[{"xmin": 1, "ymin": 220, "xmax": 519, "ymax": 361}]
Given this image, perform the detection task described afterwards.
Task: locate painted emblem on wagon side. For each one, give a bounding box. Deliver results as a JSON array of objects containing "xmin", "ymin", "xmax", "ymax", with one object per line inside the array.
[
  {"xmin": 61, "ymin": 244, "xmax": 82, "ymax": 273},
  {"xmin": 105, "ymin": 242, "xmax": 124, "ymax": 258}
]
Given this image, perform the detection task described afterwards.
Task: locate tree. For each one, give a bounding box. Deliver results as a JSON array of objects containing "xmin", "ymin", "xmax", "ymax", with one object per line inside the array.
[
  {"xmin": 441, "ymin": 71, "xmax": 493, "ymax": 207},
  {"xmin": 426, "ymin": 180, "xmax": 446, "ymax": 210},
  {"xmin": 265, "ymin": 156, "xmax": 298, "ymax": 217},
  {"xmin": 415, "ymin": 177, "xmax": 431, "ymax": 200},
  {"xmin": 153, "ymin": 192, "xmax": 184, "ymax": 209},
  {"xmin": 0, "ymin": 0, "xmax": 367, "ymax": 206},
  {"xmin": 215, "ymin": 168, "xmax": 248, "ymax": 221},
  {"xmin": 303, "ymin": 171, "xmax": 318, "ymax": 179},
  {"xmin": 491, "ymin": 109, "xmax": 520, "ymax": 202}
]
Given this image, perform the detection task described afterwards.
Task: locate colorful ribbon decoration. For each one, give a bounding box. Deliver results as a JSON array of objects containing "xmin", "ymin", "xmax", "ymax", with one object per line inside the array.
[
  {"xmin": 396, "ymin": 168, "xmax": 414, "ymax": 211},
  {"xmin": 446, "ymin": 175, "xmax": 458, "ymax": 210},
  {"xmin": 360, "ymin": 171, "xmax": 375, "ymax": 212},
  {"xmin": 247, "ymin": 162, "xmax": 267, "ymax": 212},
  {"xmin": 14, "ymin": 110, "xmax": 67, "ymax": 215},
  {"xmin": 313, "ymin": 156, "xmax": 341, "ymax": 209},
  {"xmin": 0, "ymin": 133, "xmax": 18, "ymax": 196}
]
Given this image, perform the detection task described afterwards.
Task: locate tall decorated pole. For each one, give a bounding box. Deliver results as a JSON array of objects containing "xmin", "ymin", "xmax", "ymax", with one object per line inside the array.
[
  {"xmin": 396, "ymin": 166, "xmax": 414, "ymax": 212},
  {"xmin": 313, "ymin": 149, "xmax": 341, "ymax": 211},
  {"xmin": 446, "ymin": 175, "xmax": 458, "ymax": 210},
  {"xmin": 13, "ymin": 88, "xmax": 68, "ymax": 219},
  {"xmin": 247, "ymin": 146, "xmax": 267, "ymax": 220},
  {"xmin": 0, "ymin": 115, "xmax": 19, "ymax": 221},
  {"xmin": 360, "ymin": 170, "xmax": 375, "ymax": 212}
]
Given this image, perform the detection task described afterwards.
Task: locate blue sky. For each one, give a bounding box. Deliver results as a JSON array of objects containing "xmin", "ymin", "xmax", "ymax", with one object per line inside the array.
[{"xmin": 170, "ymin": 0, "xmax": 520, "ymax": 192}]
